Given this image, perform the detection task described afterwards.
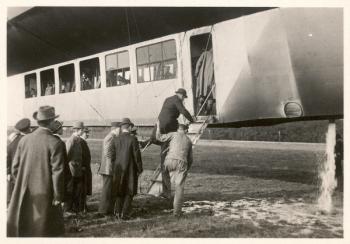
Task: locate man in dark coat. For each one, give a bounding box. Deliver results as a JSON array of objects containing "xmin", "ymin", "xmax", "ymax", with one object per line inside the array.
[
  {"xmin": 7, "ymin": 118, "xmax": 31, "ymax": 204},
  {"xmin": 112, "ymin": 118, "xmax": 143, "ymax": 219},
  {"xmin": 7, "ymin": 106, "xmax": 66, "ymax": 237},
  {"xmin": 98, "ymin": 122, "xmax": 120, "ymax": 215},
  {"xmin": 335, "ymin": 133, "xmax": 343, "ymax": 191},
  {"xmin": 79, "ymin": 127, "xmax": 92, "ymax": 212},
  {"xmin": 158, "ymin": 88, "xmax": 194, "ymax": 133},
  {"xmin": 65, "ymin": 121, "xmax": 84, "ymax": 212}
]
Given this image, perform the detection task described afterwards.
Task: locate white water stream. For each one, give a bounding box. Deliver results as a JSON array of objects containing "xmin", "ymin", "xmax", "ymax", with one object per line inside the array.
[{"xmin": 317, "ymin": 122, "xmax": 337, "ymax": 213}]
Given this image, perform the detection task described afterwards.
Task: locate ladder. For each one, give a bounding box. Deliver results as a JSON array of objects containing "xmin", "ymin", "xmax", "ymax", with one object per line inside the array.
[{"xmin": 146, "ymin": 116, "xmax": 212, "ymax": 196}]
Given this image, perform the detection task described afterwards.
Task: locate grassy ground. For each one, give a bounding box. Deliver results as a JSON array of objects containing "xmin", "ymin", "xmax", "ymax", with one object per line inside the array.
[{"xmin": 64, "ymin": 141, "xmax": 343, "ymax": 238}]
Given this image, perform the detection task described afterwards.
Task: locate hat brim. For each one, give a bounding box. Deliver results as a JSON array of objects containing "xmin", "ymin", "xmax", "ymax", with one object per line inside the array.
[
  {"xmin": 120, "ymin": 122, "xmax": 134, "ymax": 126},
  {"xmin": 33, "ymin": 111, "xmax": 59, "ymax": 121}
]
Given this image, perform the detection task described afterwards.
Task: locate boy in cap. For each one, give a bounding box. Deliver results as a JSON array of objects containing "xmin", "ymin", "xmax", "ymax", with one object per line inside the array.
[
  {"xmin": 7, "ymin": 118, "xmax": 31, "ymax": 204},
  {"xmin": 156, "ymin": 123, "xmax": 193, "ymax": 217},
  {"xmin": 79, "ymin": 127, "xmax": 92, "ymax": 212},
  {"xmin": 65, "ymin": 121, "xmax": 85, "ymax": 212},
  {"xmin": 7, "ymin": 106, "xmax": 66, "ymax": 236}
]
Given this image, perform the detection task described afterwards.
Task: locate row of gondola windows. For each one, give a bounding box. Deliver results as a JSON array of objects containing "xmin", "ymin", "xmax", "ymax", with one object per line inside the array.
[{"xmin": 24, "ymin": 40, "xmax": 177, "ymax": 99}]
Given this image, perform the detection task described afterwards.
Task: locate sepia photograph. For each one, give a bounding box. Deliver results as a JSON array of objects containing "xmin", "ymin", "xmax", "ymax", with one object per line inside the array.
[{"xmin": 2, "ymin": 0, "xmax": 347, "ymax": 240}]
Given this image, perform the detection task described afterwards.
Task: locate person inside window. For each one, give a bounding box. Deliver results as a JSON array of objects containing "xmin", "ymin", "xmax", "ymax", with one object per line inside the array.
[
  {"xmin": 45, "ymin": 82, "xmax": 54, "ymax": 96},
  {"xmin": 30, "ymin": 88, "xmax": 37, "ymax": 97},
  {"xmin": 81, "ymin": 72, "xmax": 92, "ymax": 90}
]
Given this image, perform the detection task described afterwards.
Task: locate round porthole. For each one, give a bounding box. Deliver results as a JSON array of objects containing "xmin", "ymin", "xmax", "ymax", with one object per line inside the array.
[{"xmin": 284, "ymin": 102, "xmax": 303, "ymax": 118}]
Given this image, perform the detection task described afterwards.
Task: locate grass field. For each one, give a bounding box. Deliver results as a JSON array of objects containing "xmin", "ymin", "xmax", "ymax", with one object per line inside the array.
[{"xmin": 64, "ymin": 140, "xmax": 343, "ymax": 238}]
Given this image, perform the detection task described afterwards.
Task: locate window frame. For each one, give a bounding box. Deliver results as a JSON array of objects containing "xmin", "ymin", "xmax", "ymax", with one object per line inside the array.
[
  {"xmin": 58, "ymin": 63, "xmax": 76, "ymax": 94},
  {"xmin": 24, "ymin": 73, "xmax": 38, "ymax": 99},
  {"xmin": 105, "ymin": 50, "xmax": 131, "ymax": 88},
  {"xmin": 136, "ymin": 39, "xmax": 177, "ymax": 83},
  {"xmin": 40, "ymin": 68, "xmax": 55, "ymax": 97},
  {"xmin": 79, "ymin": 57, "xmax": 101, "ymax": 91}
]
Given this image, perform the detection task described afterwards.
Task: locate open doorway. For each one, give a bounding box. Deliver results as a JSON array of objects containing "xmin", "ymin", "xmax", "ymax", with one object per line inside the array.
[{"xmin": 190, "ymin": 33, "xmax": 216, "ymax": 117}]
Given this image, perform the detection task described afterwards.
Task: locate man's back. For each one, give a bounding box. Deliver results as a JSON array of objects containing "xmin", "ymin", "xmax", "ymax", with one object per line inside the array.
[
  {"xmin": 99, "ymin": 131, "xmax": 116, "ymax": 175},
  {"xmin": 158, "ymin": 95, "xmax": 193, "ymax": 133},
  {"xmin": 167, "ymin": 132, "xmax": 193, "ymax": 164}
]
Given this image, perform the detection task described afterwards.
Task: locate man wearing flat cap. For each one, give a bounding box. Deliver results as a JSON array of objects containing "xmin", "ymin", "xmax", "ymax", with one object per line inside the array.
[
  {"xmin": 7, "ymin": 106, "xmax": 67, "ymax": 237},
  {"xmin": 111, "ymin": 118, "xmax": 143, "ymax": 219},
  {"xmin": 156, "ymin": 123, "xmax": 193, "ymax": 217},
  {"xmin": 65, "ymin": 121, "xmax": 85, "ymax": 212},
  {"xmin": 98, "ymin": 121, "xmax": 121, "ymax": 215},
  {"xmin": 153, "ymin": 88, "xmax": 195, "ymax": 198},
  {"xmin": 7, "ymin": 118, "xmax": 32, "ymax": 204}
]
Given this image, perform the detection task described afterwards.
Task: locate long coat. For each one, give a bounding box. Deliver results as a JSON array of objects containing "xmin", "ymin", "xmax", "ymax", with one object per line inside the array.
[
  {"xmin": 195, "ymin": 49, "xmax": 215, "ymax": 98},
  {"xmin": 66, "ymin": 134, "xmax": 83, "ymax": 177},
  {"xmin": 158, "ymin": 95, "xmax": 193, "ymax": 133},
  {"xmin": 7, "ymin": 133, "xmax": 24, "ymax": 175},
  {"xmin": 112, "ymin": 132, "xmax": 143, "ymax": 196},
  {"xmin": 7, "ymin": 127, "xmax": 67, "ymax": 237},
  {"xmin": 80, "ymin": 138, "xmax": 92, "ymax": 195},
  {"xmin": 98, "ymin": 131, "xmax": 116, "ymax": 176}
]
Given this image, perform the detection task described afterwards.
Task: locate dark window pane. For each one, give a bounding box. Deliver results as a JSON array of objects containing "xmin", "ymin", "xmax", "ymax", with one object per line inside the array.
[
  {"xmin": 24, "ymin": 73, "xmax": 37, "ymax": 98},
  {"xmin": 40, "ymin": 69, "xmax": 55, "ymax": 96},
  {"xmin": 80, "ymin": 57, "xmax": 100, "ymax": 90},
  {"xmin": 59, "ymin": 64, "xmax": 75, "ymax": 93}
]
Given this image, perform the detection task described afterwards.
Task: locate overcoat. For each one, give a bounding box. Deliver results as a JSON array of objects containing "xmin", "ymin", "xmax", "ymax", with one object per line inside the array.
[
  {"xmin": 112, "ymin": 132, "xmax": 143, "ymax": 196},
  {"xmin": 158, "ymin": 95, "xmax": 193, "ymax": 133},
  {"xmin": 195, "ymin": 49, "xmax": 215, "ymax": 98},
  {"xmin": 98, "ymin": 131, "xmax": 116, "ymax": 175},
  {"xmin": 7, "ymin": 133, "xmax": 24, "ymax": 175},
  {"xmin": 80, "ymin": 138, "xmax": 92, "ymax": 195},
  {"xmin": 65, "ymin": 134, "xmax": 83, "ymax": 177},
  {"xmin": 7, "ymin": 127, "xmax": 67, "ymax": 237}
]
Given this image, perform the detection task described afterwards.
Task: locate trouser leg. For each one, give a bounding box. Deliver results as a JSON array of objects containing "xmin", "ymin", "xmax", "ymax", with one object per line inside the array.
[
  {"xmin": 98, "ymin": 175, "xmax": 113, "ymax": 214},
  {"xmin": 173, "ymin": 170, "xmax": 187, "ymax": 216},
  {"xmin": 161, "ymin": 142, "xmax": 171, "ymax": 198},
  {"xmin": 121, "ymin": 195, "xmax": 133, "ymax": 218},
  {"xmin": 115, "ymin": 196, "xmax": 124, "ymax": 217}
]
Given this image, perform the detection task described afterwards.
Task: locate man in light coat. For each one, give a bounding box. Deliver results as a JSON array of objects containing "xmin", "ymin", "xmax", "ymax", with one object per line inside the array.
[
  {"xmin": 98, "ymin": 121, "xmax": 120, "ymax": 215},
  {"xmin": 7, "ymin": 106, "xmax": 67, "ymax": 237},
  {"xmin": 65, "ymin": 121, "xmax": 84, "ymax": 212},
  {"xmin": 156, "ymin": 123, "xmax": 193, "ymax": 217}
]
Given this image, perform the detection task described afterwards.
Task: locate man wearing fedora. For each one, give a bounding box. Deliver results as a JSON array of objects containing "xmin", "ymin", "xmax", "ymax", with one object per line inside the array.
[
  {"xmin": 7, "ymin": 118, "xmax": 32, "ymax": 204},
  {"xmin": 65, "ymin": 121, "xmax": 85, "ymax": 212},
  {"xmin": 154, "ymin": 88, "xmax": 195, "ymax": 199},
  {"xmin": 112, "ymin": 118, "xmax": 143, "ymax": 219},
  {"xmin": 98, "ymin": 121, "xmax": 121, "ymax": 216},
  {"xmin": 7, "ymin": 106, "xmax": 67, "ymax": 237},
  {"xmin": 79, "ymin": 127, "xmax": 92, "ymax": 213}
]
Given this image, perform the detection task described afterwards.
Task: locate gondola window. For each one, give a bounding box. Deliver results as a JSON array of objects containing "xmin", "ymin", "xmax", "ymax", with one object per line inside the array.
[
  {"xmin": 40, "ymin": 69, "xmax": 55, "ymax": 96},
  {"xmin": 80, "ymin": 58, "xmax": 101, "ymax": 91},
  {"xmin": 105, "ymin": 51, "xmax": 130, "ymax": 87},
  {"xmin": 24, "ymin": 73, "xmax": 37, "ymax": 98},
  {"xmin": 136, "ymin": 40, "xmax": 177, "ymax": 83}
]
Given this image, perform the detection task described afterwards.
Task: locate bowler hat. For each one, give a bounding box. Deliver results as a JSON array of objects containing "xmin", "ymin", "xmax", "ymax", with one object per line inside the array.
[
  {"xmin": 120, "ymin": 118, "xmax": 133, "ymax": 126},
  {"xmin": 175, "ymin": 88, "xmax": 188, "ymax": 98},
  {"xmin": 111, "ymin": 121, "xmax": 121, "ymax": 127},
  {"xmin": 33, "ymin": 106, "xmax": 59, "ymax": 121},
  {"xmin": 15, "ymin": 118, "xmax": 31, "ymax": 132},
  {"xmin": 73, "ymin": 121, "xmax": 84, "ymax": 129},
  {"xmin": 52, "ymin": 120, "xmax": 63, "ymax": 133},
  {"xmin": 83, "ymin": 127, "xmax": 90, "ymax": 133}
]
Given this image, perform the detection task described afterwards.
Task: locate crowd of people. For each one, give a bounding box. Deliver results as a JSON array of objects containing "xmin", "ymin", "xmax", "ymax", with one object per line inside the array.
[{"xmin": 7, "ymin": 88, "xmax": 196, "ymax": 237}]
